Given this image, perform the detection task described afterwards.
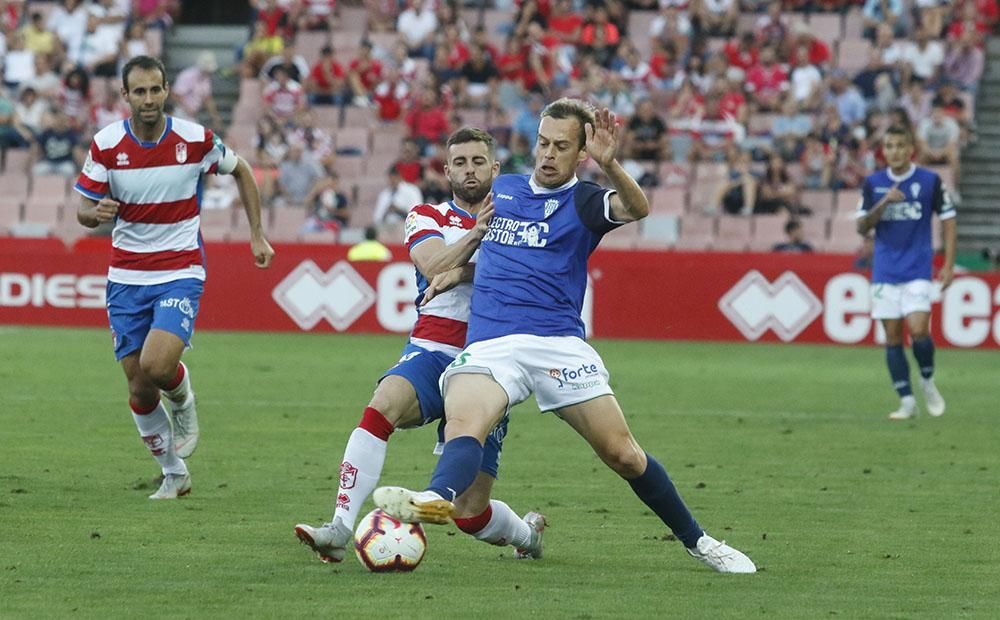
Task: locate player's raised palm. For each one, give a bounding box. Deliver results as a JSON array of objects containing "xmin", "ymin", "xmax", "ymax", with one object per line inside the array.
[{"xmin": 584, "ymin": 107, "xmax": 622, "ymax": 168}]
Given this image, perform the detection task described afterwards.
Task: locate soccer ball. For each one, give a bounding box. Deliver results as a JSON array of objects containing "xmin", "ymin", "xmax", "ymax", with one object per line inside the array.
[{"xmin": 354, "ymin": 509, "xmax": 427, "ymax": 572}]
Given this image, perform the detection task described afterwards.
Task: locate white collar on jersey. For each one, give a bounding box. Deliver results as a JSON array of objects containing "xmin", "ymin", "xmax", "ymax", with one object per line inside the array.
[
  {"xmin": 887, "ymin": 163, "xmax": 916, "ymax": 183},
  {"xmin": 528, "ymin": 174, "xmax": 579, "ymax": 194}
]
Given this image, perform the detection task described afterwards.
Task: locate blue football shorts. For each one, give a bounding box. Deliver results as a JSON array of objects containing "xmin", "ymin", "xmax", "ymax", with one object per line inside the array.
[
  {"xmin": 105, "ymin": 278, "xmax": 204, "ymax": 361},
  {"xmin": 383, "ymin": 341, "xmax": 509, "ymax": 478}
]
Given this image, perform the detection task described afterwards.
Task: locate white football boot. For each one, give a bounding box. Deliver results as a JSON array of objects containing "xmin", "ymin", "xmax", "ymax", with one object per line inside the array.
[
  {"xmin": 514, "ymin": 512, "xmax": 547, "ymax": 559},
  {"xmin": 373, "ymin": 487, "xmax": 454, "ymax": 525},
  {"xmin": 148, "ymin": 472, "xmax": 191, "ymax": 500},
  {"xmin": 294, "ymin": 519, "xmax": 352, "ymax": 563},
  {"xmin": 888, "ymin": 395, "xmax": 917, "ymax": 421},
  {"xmin": 171, "ymin": 394, "xmax": 199, "ymax": 459},
  {"xmin": 686, "ymin": 533, "xmax": 756, "ymax": 573},
  {"xmin": 920, "ymin": 378, "xmax": 945, "ymax": 417}
]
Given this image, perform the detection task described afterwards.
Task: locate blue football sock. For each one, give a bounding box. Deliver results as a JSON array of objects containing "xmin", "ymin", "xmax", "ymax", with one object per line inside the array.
[
  {"xmin": 911, "ymin": 337, "xmax": 935, "ymax": 379},
  {"xmin": 628, "ymin": 453, "xmax": 703, "ymax": 548},
  {"xmin": 427, "ymin": 435, "xmax": 483, "ymax": 501},
  {"xmin": 885, "ymin": 345, "xmax": 912, "ymax": 397}
]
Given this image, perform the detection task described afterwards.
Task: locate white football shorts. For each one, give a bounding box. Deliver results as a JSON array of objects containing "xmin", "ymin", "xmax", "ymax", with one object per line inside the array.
[
  {"xmin": 440, "ymin": 334, "xmax": 614, "ymax": 413},
  {"xmin": 870, "ymin": 279, "xmax": 933, "ymax": 319}
]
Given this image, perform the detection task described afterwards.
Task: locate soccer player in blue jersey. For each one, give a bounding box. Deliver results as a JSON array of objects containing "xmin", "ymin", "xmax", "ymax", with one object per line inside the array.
[
  {"xmin": 856, "ymin": 124, "xmax": 956, "ymax": 420},
  {"xmin": 375, "ymin": 99, "xmax": 757, "ymax": 573},
  {"xmin": 294, "ymin": 128, "xmax": 544, "ymax": 564}
]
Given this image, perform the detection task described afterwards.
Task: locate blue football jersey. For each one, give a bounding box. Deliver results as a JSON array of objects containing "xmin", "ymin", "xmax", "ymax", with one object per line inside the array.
[
  {"xmin": 466, "ymin": 174, "xmax": 620, "ymax": 344},
  {"xmin": 856, "ymin": 165, "xmax": 955, "ymax": 284}
]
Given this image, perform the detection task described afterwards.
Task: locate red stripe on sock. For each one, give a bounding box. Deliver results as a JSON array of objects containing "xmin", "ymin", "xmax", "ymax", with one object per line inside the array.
[
  {"xmin": 454, "ymin": 504, "xmax": 493, "ymax": 535},
  {"xmin": 164, "ymin": 363, "xmax": 185, "ymax": 391},
  {"xmin": 130, "ymin": 399, "xmax": 159, "ymax": 415},
  {"xmin": 358, "ymin": 407, "xmax": 394, "ymax": 441}
]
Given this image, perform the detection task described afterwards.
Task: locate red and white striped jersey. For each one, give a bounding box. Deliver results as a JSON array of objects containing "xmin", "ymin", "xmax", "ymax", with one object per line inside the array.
[
  {"xmin": 74, "ymin": 116, "xmax": 232, "ymax": 285},
  {"xmin": 404, "ymin": 201, "xmax": 479, "ymax": 355}
]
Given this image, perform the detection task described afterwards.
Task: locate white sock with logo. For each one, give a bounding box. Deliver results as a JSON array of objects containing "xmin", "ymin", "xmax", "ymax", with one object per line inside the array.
[
  {"xmin": 332, "ymin": 426, "xmax": 389, "ymax": 530},
  {"xmin": 457, "ymin": 500, "xmax": 532, "ymax": 548},
  {"xmin": 131, "ymin": 401, "xmax": 187, "ymax": 476}
]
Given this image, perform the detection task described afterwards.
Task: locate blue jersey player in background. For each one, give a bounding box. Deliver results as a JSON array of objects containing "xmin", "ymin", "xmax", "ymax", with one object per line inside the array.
[
  {"xmin": 376, "ymin": 99, "xmax": 756, "ymax": 573},
  {"xmin": 856, "ymin": 124, "xmax": 956, "ymax": 421}
]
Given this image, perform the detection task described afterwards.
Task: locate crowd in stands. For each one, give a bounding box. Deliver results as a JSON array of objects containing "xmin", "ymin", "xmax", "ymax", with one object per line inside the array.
[{"xmin": 1, "ymin": 0, "xmax": 995, "ymax": 252}]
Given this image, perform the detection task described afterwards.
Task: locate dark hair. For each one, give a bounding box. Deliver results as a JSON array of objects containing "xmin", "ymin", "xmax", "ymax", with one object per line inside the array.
[
  {"xmin": 885, "ymin": 123, "xmax": 914, "ymax": 145},
  {"xmin": 540, "ymin": 97, "xmax": 596, "ymax": 149},
  {"xmin": 122, "ymin": 55, "xmax": 166, "ymax": 91},
  {"xmin": 784, "ymin": 220, "xmax": 802, "ymax": 234},
  {"xmin": 445, "ymin": 127, "xmax": 497, "ymax": 160}
]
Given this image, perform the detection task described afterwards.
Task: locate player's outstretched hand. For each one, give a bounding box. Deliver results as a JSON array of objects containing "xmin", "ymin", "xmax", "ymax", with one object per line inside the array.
[
  {"xmin": 474, "ymin": 193, "xmax": 494, "ymax": 238},
  {"xmin": 95, "ymin": 198, "xmax": 119, "ymax": 222},
  {"xmin": 421, "ymin": 268, "xmax": 464, "ymax": 305},
  {"xmin": 884, "ymin": 184, "xmax": 905, "ymax": 203},
  {"xmin": 251, "ymin": 236, "xmax": 275, "ymax": 269},
  {"xmin": 584, "ymin": 107, "xmax": 622, "ymax": 168},
  {"xmin": 937, "ymin": 265, "xmax": 955, "ymax": 290}
]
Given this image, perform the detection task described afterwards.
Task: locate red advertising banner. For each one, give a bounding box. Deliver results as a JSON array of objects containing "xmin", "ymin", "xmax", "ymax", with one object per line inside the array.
[{"xmin": 2, "ymin": 238, "xmax": 998, "ymax": 348}]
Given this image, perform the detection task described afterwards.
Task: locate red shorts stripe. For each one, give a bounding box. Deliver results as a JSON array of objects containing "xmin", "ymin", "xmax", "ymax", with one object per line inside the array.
[
  {"xmin": 119, "ymin": 197, "xmax": 200, "ymax": 224},
  {"xmin": 111, "ymin": 247, "xmax": 203, "ymax": 271},
  {"xmin": 411, "ymin": 314, "xmax": 467, "ymax": 349}
]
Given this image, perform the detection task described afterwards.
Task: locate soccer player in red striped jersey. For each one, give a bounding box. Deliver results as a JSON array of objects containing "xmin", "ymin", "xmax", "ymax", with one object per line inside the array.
[{"xmin": 75, "ymin": 56, "xmax": 275, "ymax": 499}]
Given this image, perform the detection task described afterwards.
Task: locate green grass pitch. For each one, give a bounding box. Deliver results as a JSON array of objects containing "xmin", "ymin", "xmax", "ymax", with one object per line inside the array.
[{"xmin": 1, "ymin": 327, "xmax": 997, "ymax": 618}]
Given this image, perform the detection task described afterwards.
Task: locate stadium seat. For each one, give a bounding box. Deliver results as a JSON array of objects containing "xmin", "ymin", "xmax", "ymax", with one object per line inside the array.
[
  {"xmin": 843, "ymin": 8, "xmax": 865, "ymax": 39},
  {"xmin": 2, "ymin": 149, "xmax": 32, "ymax": 176},
  {"xmin": 676, "ymin": 214, "xmax": 716, "ymax": 250},
  {"xmin": 799, "ymin": 215, "xmax": 828, "ymax": 246},
  {"xmin": 313, "ymin": 105, "xmax": 341, "ymax": 131},
  {"xmin": 0, "ymin": 195, "xmax": 22, "ymax": 228},
  {"xmin": 482, "ymin": 9, "xmax": 513, "ymax": 47},
  {"xmin": 145, "ymin": 28, "xmax": 163, "ymax": 56},
  {"xmin": 749, "ymin": 214, "xmax": 786, "ymax": 252},
  {"xmin": 371, "ymin": 125, "xmax": 406, "ymax": 156},
  {"xmin": 225, "ymin": 123, "xmax": 257, "ymax": 154},
  {"xmin": 334, "ymin": 156, "xmax": 366, "ymax": 178},
  {"xmin": 458, "ymin": 108, "xmax": 489, "ymax": 129},
  {"xmin": 836, "ymin": 39, "xmax": 872, "ymax": 73},
  {"xmin": 353, "ymin": 179, "xmax": 385, "ymax": 211},
  {"xmin": 799, "ymin": 189, "xmax": 835, "ymax": 217},
  {"xmin": 364, "ymin": 32, "xmax": 397, "ymax": 54},
  {"xmin": 24, "ymin": 175, "xmax": 69, "ymax": 224},
  {"xmin": 601, "ymin": 224, "xmax": 640, "ymax": 249},
  {"xmin": 834, "ymin": 191, "xmax": 861, "ymax": 218},
  {"xmin": 648, "ymin": 186, "xmax": 687, "ymax": 216},
  {"xmin": 341, "ymin": 105, "xmax": 376, "ymax": 130},
  {"xmin": 200, "ymin": 208, "xmax": 234, "ymax": 241},
  {"xmin": 270, "ymin": 205, "xmax": 308, "ymax": 242},
  {"xmin": 300, "ymin": 229, "xmax": 339, "ymax": 244},
  {"xmin": 626, "ymin": 10, "xmax": 657, "ymax": 57},
  {"xmin": 0, "ymin": 172, "xmax": 30, "ymax": 202},
  {"xmin": 639, "ymin": 214, "xmax": 679, "ymax": 247},
  {"xmin": 716, "ymin": 216, "xmax": 752, "ymax": 252},
  {"xmin": 807, "ymin": 13, "xmax": 842, "ymax": 47},
  {"xmin": 297, "ymin": 31, "xmax": 330, "ymax": 63},
  {"xmin": 335, "ymin": 127, "xmax": 370, "ymax": 156},
  {"xmin": 336, "ymin": 6, "xmax": 368, "ymax": 32},
  {"xmin": 825, "ymin": 218, "xmax": 863, "ymax": 253}
]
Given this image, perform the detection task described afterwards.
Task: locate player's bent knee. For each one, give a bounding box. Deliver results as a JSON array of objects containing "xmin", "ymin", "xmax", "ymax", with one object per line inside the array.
[{"xmin": 597, "ymin": 441, "xmax": 646, "ymax": 479}]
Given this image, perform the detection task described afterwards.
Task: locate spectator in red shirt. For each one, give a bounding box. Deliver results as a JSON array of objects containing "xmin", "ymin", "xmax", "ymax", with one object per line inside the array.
[
  {"xmin": 746, "ymin": 46, "xmax": 789, "ymax": 112},
  {"xmin": 392, "ymin": 138, "xmax": 425, "ymax": 184},
  {"xmin": 496, "ymin": 35, "xmax": 526, "ymax": 85},
  {"xmin": 306, "ymin": 45, "xmax": 347, "ymax": 105},
  {"xmin": 724, "ymin": 33, "xmax": 760, "ymax": 74},
  {"xmin": 348, "ymin": 40, "xmax": 383, "ymax": 107},
  {"xmin": 548, "ymin": 0, "xmax": 583, "ymax": 45},
  {"xmin": 718, "ymin": 78, "xmax": 748, "ymax": 126},
  {"xmin": 580, "ymin": 5, "xmax": 621, "ymax": 58},
  {"xmin": 254, "ymin": 0, "xmax": 290, "ymax": 38},
  {"xmin": 788, "ymin": 22, "xmax": 831, "ymax": 71},
  {"xmin": 405, "ymin": 86, "xmax": 451, "ymax": 153},
  {"xmin": 522, "ymin": 22, "xmax": 558, "ymax": 94},
  {"xmin": 948, "ymin": 3, "xmax": 991, "ymax": 47},
  {"xmin": 372, "ymin": 66, "xmax": 409, "ymax": 121}
]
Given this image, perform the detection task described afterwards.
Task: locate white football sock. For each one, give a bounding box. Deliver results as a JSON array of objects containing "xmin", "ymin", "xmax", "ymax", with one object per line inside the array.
[
  {"xmin": 332, "ymin": 427, "xmax": 388, "ymax": 530},
  {"xmin": 132, "ymin": 402, "xmax": 187, "ymax": 476},
  {"xmin": 162, "ymin": 362, "xmax": 192, "ymax": 405},
  {"xmin": 470, "ymin": 500, "xmax": 532, "ymax": 548}
]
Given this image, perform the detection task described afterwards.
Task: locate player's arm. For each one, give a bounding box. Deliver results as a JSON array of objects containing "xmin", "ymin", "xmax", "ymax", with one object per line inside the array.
[
  {"xmin": 420, "ymin": 264, "xmax": 475, "ymax": 305},
  {"xmin": 586, "ymin": 108, "xmax": 649, "ymax": 223},
  {"xmin": 935, "ymin": 179, "xmax": 957, "ymax": 290},
  {"xmin": 856, "ymin": 182, "xmax": 904, "ymax": 235},
  {"xmin": 77, "ymin": 195, "xmax": 119, "ymax": 228},
  {"xmin": 230, "ymin": 155, "xmax": 275, "ymax": 268},
  {"xmin": 409, "ymin": 198, "xmax": 494, "ymax": 278}
]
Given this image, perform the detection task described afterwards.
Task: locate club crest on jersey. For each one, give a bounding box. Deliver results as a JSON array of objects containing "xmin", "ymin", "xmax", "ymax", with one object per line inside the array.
[
  {"xmin": 449, "ymin": 214, "xmax": 462, "ymax": 226},
  {"xmin": 910, "ymin": 182, "xmax": 920, "ymax": 199},
  {"xmin": 176, "ymin": 142, "xmax": 188, "ymax": 163},
  {"xmin": 116, "ymin": 152, "xmax": 130, "ymax": 167},
  {"xmin": 544, "ymin": 199, "xmax": 559, "ymax": 218}
]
